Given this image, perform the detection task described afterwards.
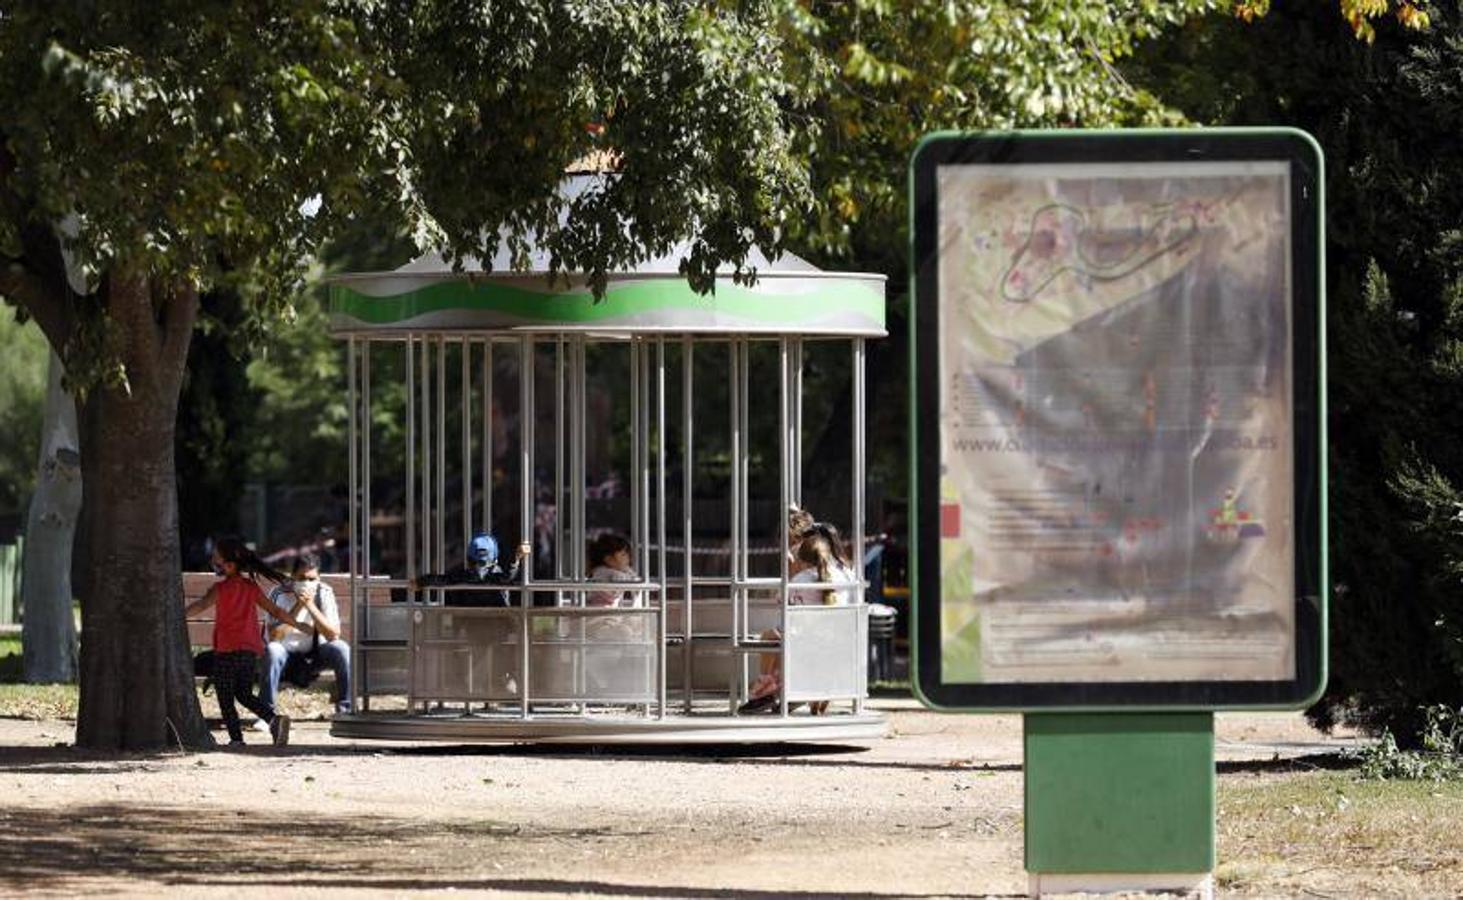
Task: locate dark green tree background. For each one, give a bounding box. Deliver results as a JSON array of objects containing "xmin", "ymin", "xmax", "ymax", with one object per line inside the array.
[{"xmin": 1132, "ymin": 1, "xmax": 1463, "ymax": 740}]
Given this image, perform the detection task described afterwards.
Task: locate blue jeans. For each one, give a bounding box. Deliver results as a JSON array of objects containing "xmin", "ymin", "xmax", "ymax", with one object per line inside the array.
[{"xmin": 261, "ymin": 639, "xmax": 353, "ymax": 714}]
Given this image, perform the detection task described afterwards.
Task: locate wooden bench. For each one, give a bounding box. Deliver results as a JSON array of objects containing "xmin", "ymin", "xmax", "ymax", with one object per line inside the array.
[{"xmin": 183, "ymin": 572, "xmax": 393, "ymax": 648}]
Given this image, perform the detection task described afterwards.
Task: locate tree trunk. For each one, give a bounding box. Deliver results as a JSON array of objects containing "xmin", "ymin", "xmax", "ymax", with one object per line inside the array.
[
  {"xmin": 20, "ymin": 351, "xmax": 80, "ymax": 683},
  {"xmin": 74, "ymin": 272, "xmax": 208, "ymax": 751}
]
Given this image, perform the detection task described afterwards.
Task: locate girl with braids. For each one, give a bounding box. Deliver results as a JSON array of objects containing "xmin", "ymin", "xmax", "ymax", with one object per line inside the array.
[
  {"xmin": 739, "ymin": 529, "xmax": 860, "ymax": 714},
  {"xmin": 184, "ymin": 536, "xmax": 299, "ymax": 747}
]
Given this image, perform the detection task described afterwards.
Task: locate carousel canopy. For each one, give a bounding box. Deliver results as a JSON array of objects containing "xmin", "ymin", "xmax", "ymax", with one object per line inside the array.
[{"xmin": 326, "ymin": 178, "xmax": 886, "ymax": 338}]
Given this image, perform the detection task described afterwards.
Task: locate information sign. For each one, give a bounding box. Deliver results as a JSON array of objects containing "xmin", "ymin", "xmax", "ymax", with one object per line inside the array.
[{"xmin": 911, "ymin": 130, "xmax": 1325, "ymax": 709}]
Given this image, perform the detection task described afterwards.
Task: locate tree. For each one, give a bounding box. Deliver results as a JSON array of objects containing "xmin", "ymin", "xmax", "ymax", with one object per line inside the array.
[
  {"xmin": 1129, "ymin": 1, "xmax": 1463, "ymax": 740},
  {"xmin": 0, "ymin": 2, "xmax": 809, "ymax": 751},
  {"xmin": 20, "ymin": 352, "xmax": 80, "ymax": 683}
]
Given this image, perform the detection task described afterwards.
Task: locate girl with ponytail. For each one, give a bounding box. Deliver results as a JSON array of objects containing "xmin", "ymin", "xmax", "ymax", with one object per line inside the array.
[
  {"xmin": 184, "ymin": 536, "xmax": 300, "ymax": 747},
  {"xmin": 739, "ymin": 528, "xmax": 860, "ymax": 714}
]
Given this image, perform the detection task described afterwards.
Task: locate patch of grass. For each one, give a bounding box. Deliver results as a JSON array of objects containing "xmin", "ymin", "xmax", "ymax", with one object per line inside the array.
[
  {"xmin": 1218, "ymin": 770, "xmax": 1463, "ymax": 895},
  {"xmin": 0, "ymin": 682, "xmax": 78, "ymax": 720},
  {"xmin": 0, "ymin": 638, "xmax": 20, "ymax": 683}
]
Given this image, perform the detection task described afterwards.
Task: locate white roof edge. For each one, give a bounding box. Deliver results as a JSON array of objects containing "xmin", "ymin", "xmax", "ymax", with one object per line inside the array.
[{"xmin": 328, "ymin": 269, "xmax": 887, "ymax": 285}]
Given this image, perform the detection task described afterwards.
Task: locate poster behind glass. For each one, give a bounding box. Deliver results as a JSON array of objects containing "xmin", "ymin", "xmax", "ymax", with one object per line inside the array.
[{"xmin": 937, "ymin": 161, "xmax": 1294, "ymax": 685}]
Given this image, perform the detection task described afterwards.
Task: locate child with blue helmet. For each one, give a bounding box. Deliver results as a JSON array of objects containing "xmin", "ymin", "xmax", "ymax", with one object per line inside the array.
[{"xmin": 412, "ymin": 532, "xmax": 531, "ymax": 607}]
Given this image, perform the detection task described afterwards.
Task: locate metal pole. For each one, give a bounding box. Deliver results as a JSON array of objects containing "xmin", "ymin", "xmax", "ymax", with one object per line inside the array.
[
  {"xmin": 362, "ymin": 346, "xmax": 372, "ymax": 582},
  {"xmin": 573, "ymin": 337, "xmax": 585, "ymax": 585},
  {"xmin": 360, "ymin": 343, "xmax": 372, "ymax": 711},
  {"xmin": 520, "ymin": 336, "xmax": 534, "ymax": 719},
  {"xmin": 406, "ymin": 337, "xmax": 416, "ymax": 592},
  {"xmin": 778, "ymin": 337, "xmax": 791, "ymax": 717},
  {"xmin": 462, "ymin": 338, "xmax": 471, "ymax": 554},
  {"xmin": 347, "ymin": 337, "xmax": 358, "ymax": 710},
  {"xmin": 853, "ymin": 337, "xmax": 867, "ymax": 715},
  {"xmin": 573, "ymin": 338, "xmax": 587, "ymax": 699},
  {"xmin": 739, "ymin": 337, "xmax": 751, "ymax": 699},
  {"xmin": 656, "ymin": 337, "xmax": 668, "ymax": 718},
  {"xmin": 405, "ymin": 336, "xmax": 417, "ymax": 712},
  {"xmin": 630, "ymin": 339, "xmax": 640, "ymax": 586},
  {"xmin": 419, "ymin": 335, "xmax": 431, "ymax": 595},
  {"xmin": 555, "ymin": 338, "xmax": 565, "ymax": 587},
  {"xmin": 728, "ymin": 338, "xmax": 740, "ymax": 711},
  {"xmin": 436, "ymin": 336, "xmax": 446, "ymax": 576},
  {"xmin": 483, "ymin": 339, "xmax": 493, "ymax": 537},
  {"xmin": 681, "ymin": 338, "xmax": 694, "ymax": 713},
  {"xmin": 641, "ymin": 338, "xmax": 652, "ymax": 581},
  {"xmin": 792, "ymin": 339, "xmax": 803, "ymax": 506}
]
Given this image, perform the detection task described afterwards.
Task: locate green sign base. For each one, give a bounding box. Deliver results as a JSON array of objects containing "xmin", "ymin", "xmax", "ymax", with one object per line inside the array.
[{"xmin": 1025, "ymin": 712, "xmax": 1215, "ymax": 896}]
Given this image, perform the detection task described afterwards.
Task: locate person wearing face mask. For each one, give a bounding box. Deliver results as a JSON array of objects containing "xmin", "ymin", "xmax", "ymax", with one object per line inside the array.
[
  {"xmin": 260, "ymin": 552, "xmax": 352, "ymax": 721},
  {"xmin": 184, "ymin": 536, "xmax": 300, "ymax": 746},
  {"xmin": 412, "ymin": 532, "xmax": 533, "ymax": 607}
]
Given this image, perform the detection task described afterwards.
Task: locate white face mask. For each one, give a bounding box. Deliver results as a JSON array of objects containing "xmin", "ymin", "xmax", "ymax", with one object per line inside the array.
[{"xmin": 472, "ymin": 560, "xmax": 494, "ymax": 578}]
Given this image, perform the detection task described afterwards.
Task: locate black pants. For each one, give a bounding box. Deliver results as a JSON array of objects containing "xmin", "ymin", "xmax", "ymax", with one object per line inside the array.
[{"xmin": 212, "ymin": 650, "xmax": 273, "ymax": 743}]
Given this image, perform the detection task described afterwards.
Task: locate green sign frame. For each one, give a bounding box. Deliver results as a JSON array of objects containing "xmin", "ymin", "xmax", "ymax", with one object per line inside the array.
[{"xmin": 910, "ymin": 128, "xmax": 1327, "ymax": 711}]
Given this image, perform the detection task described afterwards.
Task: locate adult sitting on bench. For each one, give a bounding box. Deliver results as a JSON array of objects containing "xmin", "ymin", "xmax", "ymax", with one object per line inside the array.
[
  {"xmin": 259, "ymin": 552, "xmax": 352, "ymax": 721},
  {"xmin": 413, "ymin": 532, "xmax": 532, "ymax": 606}
]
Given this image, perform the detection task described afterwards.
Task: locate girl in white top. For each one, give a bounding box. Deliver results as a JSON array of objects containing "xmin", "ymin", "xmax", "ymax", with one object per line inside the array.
[
  {"xmin": 741, "ymin": 529, "xmax": 859, "ymax": 713},
  {"xmin": 585, "ymin": 532, "xmax": 642, "ymax": 640},
  {"xmin": 789, "ymin": 530, "xmax": 859, "ymax": 606}
]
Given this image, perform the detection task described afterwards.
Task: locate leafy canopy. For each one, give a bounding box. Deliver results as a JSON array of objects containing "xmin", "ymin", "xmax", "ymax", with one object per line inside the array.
[
  {"xmin": 777, "ymin": 0, "xmax": 1224, "ymax": 266},
  {"xmin": 1234, "ymin": 0, "xmax": 1432, "ymax": 42},
  {"xmin": 1130, "ymin": 0, "xmax": 1463, "ymax": 740},
  {"xmin": 0, "ymin": 1, "xmax": 809, "ymax": 384}
]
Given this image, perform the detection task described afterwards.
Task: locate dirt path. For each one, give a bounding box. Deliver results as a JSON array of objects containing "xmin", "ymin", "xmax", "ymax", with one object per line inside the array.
[{"xmin": 0, "ymin": 702, "xmax": 1403, "ymax": 897}]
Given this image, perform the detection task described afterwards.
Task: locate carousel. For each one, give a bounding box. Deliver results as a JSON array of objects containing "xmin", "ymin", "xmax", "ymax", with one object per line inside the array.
[{"xmin": 327, "ymin": 181, "xmax": 887, "ymax": 743}]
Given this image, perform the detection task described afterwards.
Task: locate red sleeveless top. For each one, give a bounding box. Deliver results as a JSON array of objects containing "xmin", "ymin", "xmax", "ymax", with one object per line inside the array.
[{"xmin": 212, "ymin": 576, "xmax": 266, "ymax": 655}]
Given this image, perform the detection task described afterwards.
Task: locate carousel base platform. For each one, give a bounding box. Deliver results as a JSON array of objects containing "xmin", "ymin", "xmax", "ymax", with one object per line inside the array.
[{"xmin": 331, "ymin": 707, "xmax": 887, "ymax": 745}]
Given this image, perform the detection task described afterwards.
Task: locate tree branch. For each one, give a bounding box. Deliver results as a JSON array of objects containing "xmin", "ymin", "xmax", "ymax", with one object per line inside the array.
[{"xmin": 0, "ymin": 224, "xmax": 80, "ymax": 357}]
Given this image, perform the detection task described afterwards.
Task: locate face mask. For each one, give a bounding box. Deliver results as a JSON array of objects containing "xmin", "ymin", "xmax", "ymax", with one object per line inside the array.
[{"xmin": 472, "ymin": 561, "xmax": 493, "ymax": 578}]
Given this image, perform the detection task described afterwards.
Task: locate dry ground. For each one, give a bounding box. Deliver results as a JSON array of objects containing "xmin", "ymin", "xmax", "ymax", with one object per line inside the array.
[{"xmin": 0, "ymin": 699, "xmax": 1459, "ymax": 898}]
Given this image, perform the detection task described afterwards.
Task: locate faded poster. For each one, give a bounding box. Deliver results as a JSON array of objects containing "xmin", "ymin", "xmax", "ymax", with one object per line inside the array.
[{"xmin": 937, "ymin": 161, "xmax": 1294, "ymax": 684}]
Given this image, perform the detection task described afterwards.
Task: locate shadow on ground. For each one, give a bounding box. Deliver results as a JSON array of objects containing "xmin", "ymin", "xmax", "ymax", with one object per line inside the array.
[{"xmin": 0, "ymin": 802, "xmax": 1013, "ymax": 898}]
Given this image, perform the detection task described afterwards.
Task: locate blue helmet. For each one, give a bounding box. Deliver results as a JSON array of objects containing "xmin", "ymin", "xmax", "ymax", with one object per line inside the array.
[{"xmin": 467, "ymin": 533, "xmax": 498, "ymax": 565}]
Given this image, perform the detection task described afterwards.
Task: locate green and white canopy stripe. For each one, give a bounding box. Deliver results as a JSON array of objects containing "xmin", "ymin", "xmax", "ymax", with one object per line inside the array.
[
  {"xmin": 328, "ymin": 267, "xmax": 886, "ymax": 337},
  {"xmin": 327, "ymin": 175, "xmax": 884, "ymax": 338}
]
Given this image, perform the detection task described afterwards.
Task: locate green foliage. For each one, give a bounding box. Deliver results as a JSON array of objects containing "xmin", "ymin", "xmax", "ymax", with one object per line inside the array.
[
  {"xmin": 1237, "ymin": 0, "xmax": 1434, "ymax": 42},
  {"xmin": 0, "ymin": 1, "xmax": 815, "ymax": 386},
  {"xmin": 243, "ymin": 213, "xmax": 416, "ymax": 491},
  {"xmin": 197, "ymin": 1, "xmax": 1225, "ymax": 517},
  {"xmin": 1354, "ymin": 705, "xmax": 1463, "ymax": 781},
  {"xmin": 1131, "ymin": 2, "xmax": 1463, "ymax": 741},
  {"xmin": 779, "ymin": 0, "xmax": 1224, "ymax": 269},
  {"xmin": 0, "ymin": 310, "xmax": 47, "ymax": 517}
]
